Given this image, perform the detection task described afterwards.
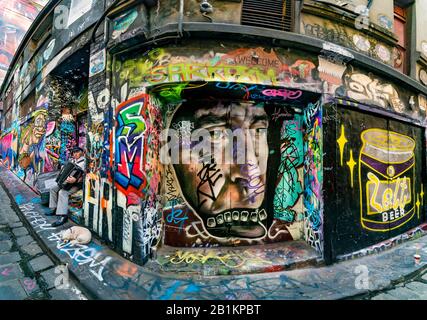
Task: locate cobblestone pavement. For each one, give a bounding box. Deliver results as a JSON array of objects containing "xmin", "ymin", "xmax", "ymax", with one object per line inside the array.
[
  {"xmin": 365, "ymin": 270, "xmax": 427, "ymax": 300},
  {"xmin": 0, "ymin": 185, "xmax": 87, "ymax": 300}
]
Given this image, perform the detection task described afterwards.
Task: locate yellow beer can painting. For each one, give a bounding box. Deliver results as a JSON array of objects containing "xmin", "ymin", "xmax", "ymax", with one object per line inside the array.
[{"xmin": 359, "ymin": 129, "xmax": 416, "ymax": 232}]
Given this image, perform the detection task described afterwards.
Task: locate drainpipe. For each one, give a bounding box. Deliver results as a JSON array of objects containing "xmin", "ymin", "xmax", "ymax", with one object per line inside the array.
[{"xmin": 178, "ymin": 0, "xmax": 184, "ymax": 36}]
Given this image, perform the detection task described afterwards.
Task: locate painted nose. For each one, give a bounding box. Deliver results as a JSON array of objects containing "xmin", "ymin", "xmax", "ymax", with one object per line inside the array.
[{"xmin": 230, "ymin": 129, "xmax": 261, "ymax": 183}]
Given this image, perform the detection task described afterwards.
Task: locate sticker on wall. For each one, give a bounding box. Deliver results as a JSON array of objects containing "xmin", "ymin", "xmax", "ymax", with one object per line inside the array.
[
  {"xmin": 375, "ymin": 44, "xmax": 391, "ymax": 63},
  {"xmin": 318, "ymin": 56, "xmax": 346, "ymax": 85},
  {"xmin": 89, "ymin": 49, "xmax": 106, "ymax": 77},
  {"xmin": 419, "ymin": 68, "xmax": 427, "ymax": 86},
  {"xmin": 353, "ymin": 35, "xmax": 371, "ymax": 52},
  {"xmin": 377, "ymin": 14, "xmax": 393, "ymax": 30},
  {"xmin": 322, "ymin": 42, "xmax": 354, "ymax": 60},
  {"xmin": 393, "ymin": 47, "xmax": 404, "ymax": 69}
]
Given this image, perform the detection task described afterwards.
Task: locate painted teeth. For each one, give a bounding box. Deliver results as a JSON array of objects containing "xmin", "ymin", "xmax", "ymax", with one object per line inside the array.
[
  {"xmin": 250, "ymin": 212, "xmax": 258, "ymax": 222},
  {"xmin": 258, "ymin": 209, "xmax": 267, "ymax": 221},
  {"xmin": 207, "ymin": 218, "xmax": 216, "ymax": 228},
  {"xmin": 207, "ymin": 210, "xmax": 268, "ymax": 228},
  {"xmin": 232, "ymin": 211, "xmax": 240, "ymax": 221},
  {"xmin": 216, "ymin": 214, "xmax": 224, "ymax": 225},
  {"xmin": 240, "ymin": 211, "xmax": 249, "ymax": 222}
]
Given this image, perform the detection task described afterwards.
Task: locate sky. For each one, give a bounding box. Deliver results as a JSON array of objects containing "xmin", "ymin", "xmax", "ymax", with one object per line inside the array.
[{"xmin": 0, "ymin": 0, "xmax": 49, "ymax": 87}]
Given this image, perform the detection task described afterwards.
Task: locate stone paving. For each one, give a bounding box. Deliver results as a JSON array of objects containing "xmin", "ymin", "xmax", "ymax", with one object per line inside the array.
[
  {"xmin": 0, "ymin": 184, "xmax": 87, "ymax": 300},
  {"xmin": 366, "ymin": 270, "xmax": 427, "ymax": 300}
]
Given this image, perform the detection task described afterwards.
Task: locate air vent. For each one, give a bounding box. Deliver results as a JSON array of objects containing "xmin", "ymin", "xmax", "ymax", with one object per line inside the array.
[{"xmin": 241, "ymin": 0, "xmax": 294, "ymax": 32}]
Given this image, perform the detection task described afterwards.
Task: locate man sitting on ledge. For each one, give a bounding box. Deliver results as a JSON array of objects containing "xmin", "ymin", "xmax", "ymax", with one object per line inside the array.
[{"xmin": 46, "ymin": 147, "xmax": 86, "ymax": 227}]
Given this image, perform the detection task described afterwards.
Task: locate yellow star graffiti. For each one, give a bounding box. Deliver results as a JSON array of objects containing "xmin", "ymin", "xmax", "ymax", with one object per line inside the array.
[
  {"xmin": 337, "ymin": 125, "xmax": 348, "ymax": 166},
  {"xmin": 346, "ymin": 149, "xmax": 357, "ymax": 188},
  {"xmin": 416, "ymin": 194, "xmax": 421, "ymax": 219},
  {"xmin": 421, "ymin": 184, "xmax": 424, "ymax": 203}
]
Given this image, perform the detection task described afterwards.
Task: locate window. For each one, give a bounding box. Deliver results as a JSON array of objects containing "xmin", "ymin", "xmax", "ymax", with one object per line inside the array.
[
  {"xmin": 394, "ymin": 4, "xmax": 407, "ymax": 73},
  {"xmin": 241, "ymin": 0, "xmax": 294, "ymax": 32}
]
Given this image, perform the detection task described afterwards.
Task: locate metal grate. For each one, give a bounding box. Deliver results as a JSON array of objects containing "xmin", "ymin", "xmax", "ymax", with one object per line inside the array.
[{"xmin": 241, "ymin": 0, "xmax": 294, "ymax": 32}]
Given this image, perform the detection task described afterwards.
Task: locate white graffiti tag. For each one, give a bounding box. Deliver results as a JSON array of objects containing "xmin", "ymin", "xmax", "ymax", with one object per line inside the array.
[
  {"xmin": 345, "ymin": 73, "xmax": 405, "ymax": 113},
  {"xmin": 48, "ymin": 232, "xmax": 112, "ymax": 282}
]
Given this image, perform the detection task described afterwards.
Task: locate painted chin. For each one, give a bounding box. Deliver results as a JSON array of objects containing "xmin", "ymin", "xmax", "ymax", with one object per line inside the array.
[{"xmin": 34, "ymin": 130, "xmax": 45, "ymax": 138}]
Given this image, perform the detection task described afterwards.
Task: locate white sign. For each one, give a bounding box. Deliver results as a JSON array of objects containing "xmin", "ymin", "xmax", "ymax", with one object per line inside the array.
[{"xmin": 322, "ymin": 42, "xmax": 355, "ymax": 59}]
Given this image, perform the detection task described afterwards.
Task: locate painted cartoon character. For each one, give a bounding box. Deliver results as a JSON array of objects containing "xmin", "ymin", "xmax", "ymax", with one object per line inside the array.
[{"xmin": 18, "ymin": 109, "xmax": 48, "ymax": 176}]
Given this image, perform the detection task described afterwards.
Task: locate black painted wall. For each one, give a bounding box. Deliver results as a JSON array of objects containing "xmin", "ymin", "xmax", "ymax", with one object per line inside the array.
[{"xmin": 324, "ymin": 103, "xmax": 426, "ymax": 260}]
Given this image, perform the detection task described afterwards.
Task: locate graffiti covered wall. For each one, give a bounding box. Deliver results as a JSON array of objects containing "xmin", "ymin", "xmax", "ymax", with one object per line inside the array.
[
  {"xmin": 0, "ymin": 75, "xmax": 86, "ymax": 190},
  {"xmin": 114, "ymin": 94, "xmax": 162, "ymax": 263},
  {"xmin": 110, "ymin": 41, "xmax": 325, "ymax": 258}
]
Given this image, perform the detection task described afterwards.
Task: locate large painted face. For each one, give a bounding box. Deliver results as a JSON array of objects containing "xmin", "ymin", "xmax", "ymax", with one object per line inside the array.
[
  {"xmin": 172, "ymin": 100, "xmax": 269, "ymax": 239},
  {"xmin": 32, "ymin": 113, "xmax": 47, "ymax": 141}
]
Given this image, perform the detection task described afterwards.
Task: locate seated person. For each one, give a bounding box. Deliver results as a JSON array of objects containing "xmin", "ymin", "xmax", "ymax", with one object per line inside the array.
[{"xmin": 46, "ymin": 147, "xmax": 86, "ymax": 227}]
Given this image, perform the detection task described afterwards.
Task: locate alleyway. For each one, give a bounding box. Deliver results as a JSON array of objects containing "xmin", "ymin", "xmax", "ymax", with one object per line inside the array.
[
  {"xmin": 0, "ymin": 184, "xmax": 87, "ymax": 300},
  {"xmin": 1, "ymin": 165, "xmax": 427, "ymax": 300}
]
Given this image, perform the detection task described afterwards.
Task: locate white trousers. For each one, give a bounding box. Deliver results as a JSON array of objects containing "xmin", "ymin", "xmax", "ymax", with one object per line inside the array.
[{"xmin": 49, "ymin": 184, "xmax": 80, "ymax": 216}]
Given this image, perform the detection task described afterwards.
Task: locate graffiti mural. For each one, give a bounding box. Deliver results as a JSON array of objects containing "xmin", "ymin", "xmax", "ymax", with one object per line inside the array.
[
  {"xmin": 158, "ymin": 95, "xmax": 323, "ymax": 249},
  {"xmin": 58, "ymin": 107, "xmax": 77, "ymax": 164},
  {"xmin": 341, "ymin": 71, "xmax": 406, "ymax": 113},
  {"xmin": 359, "ymin": 129, "xmax": 416, "ymax": 232},
  {"xmin": 110, "ymin": 42, "xmax": 324, "ymax": 256},
  {"xmin": 301, "ymin": 14, "xmax": 393, "ymax": 66},
  {"xmin": 112, "ymin": 45, "xmax": 321, "ymax": 94},
  {"xmin": 17, "ymin": 109, "xmax": 48, "ymax": 187},
  {"xmin": 326, "ymin": 105, "xmax": 425, "ymax": 257},
  {"xmin": 0, "ymin": 127, "xmax": 18, "ymax": 170},
  {"xmin": 44, "ymin": 120, "xmax": 60, "ymax": 172},
  {"xmin": 303, "ymin": 101, "xmax": 323, "ymax": 253},
  {"xmin": 273, "ymin": 115, "xmax": 304, "ymax": 223},
  {"xmin": 84, "ymin": 94, "xmax": 112, "ymax": 242},
  {"xmin": 114, "ymin": 94, "xmax": 162, "ymax": 263}
]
